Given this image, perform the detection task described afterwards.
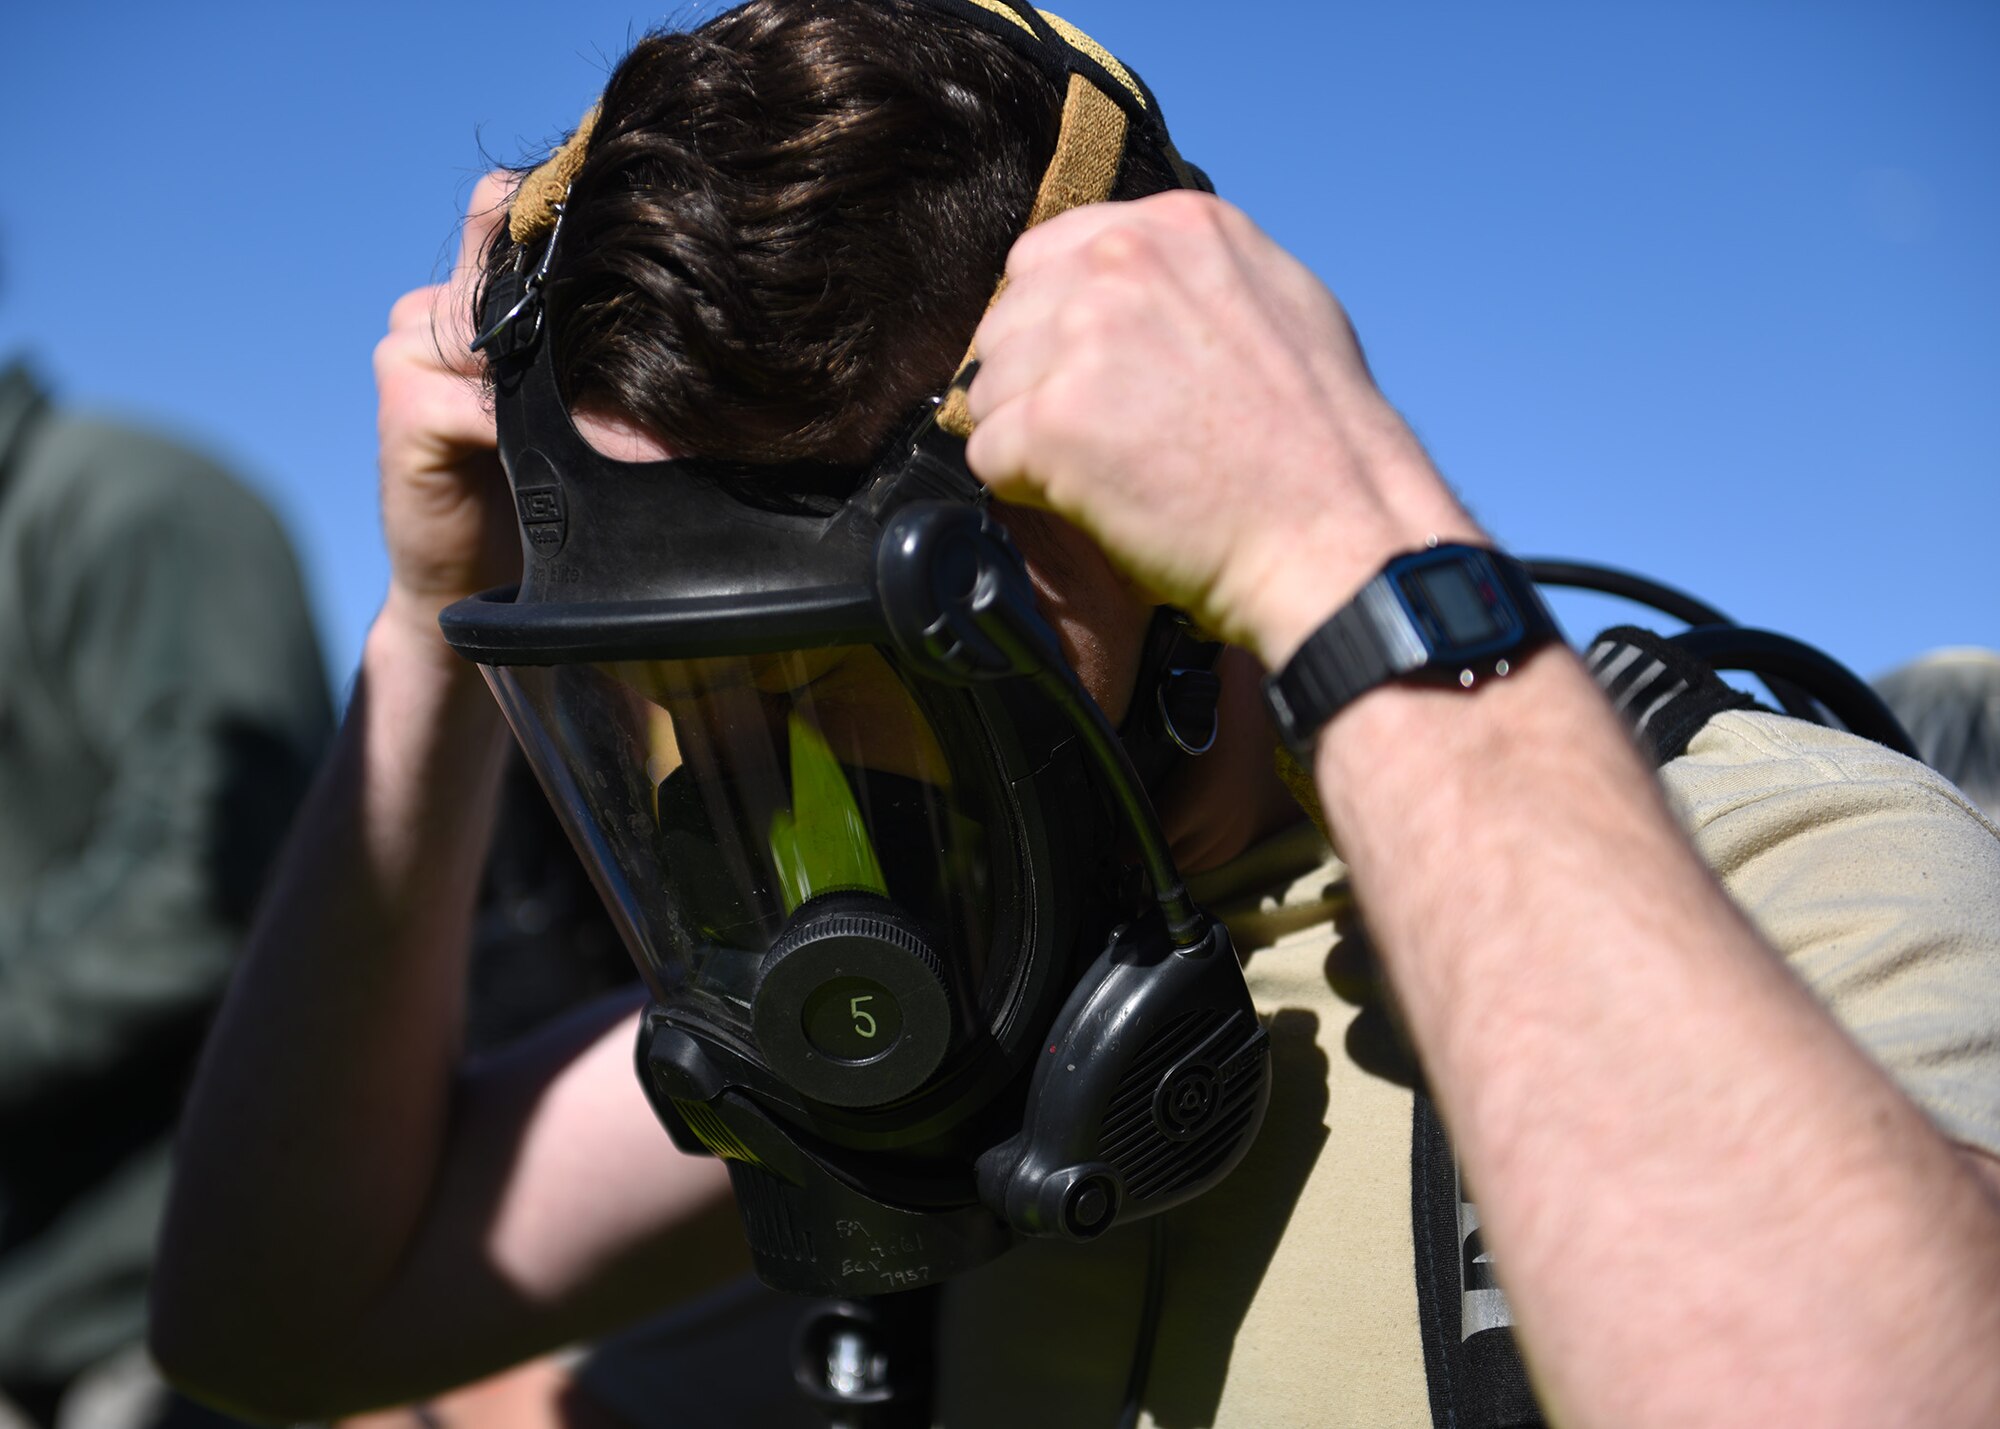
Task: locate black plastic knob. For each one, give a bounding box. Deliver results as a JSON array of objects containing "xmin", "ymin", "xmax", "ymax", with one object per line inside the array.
[{"xmin": 751, "ymin": 892, "xmax": 953, "ymax": 1109}]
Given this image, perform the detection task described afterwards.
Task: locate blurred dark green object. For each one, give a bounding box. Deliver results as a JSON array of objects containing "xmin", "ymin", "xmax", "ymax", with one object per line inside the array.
[{"xmin": 0, "ymin": 360, "xmax": 332, "ymax": 1426}]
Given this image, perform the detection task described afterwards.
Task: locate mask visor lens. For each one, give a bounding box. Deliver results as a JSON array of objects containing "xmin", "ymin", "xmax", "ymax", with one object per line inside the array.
[{"xmin": 483, "ymin": 646, "xmax": 999, "ymax": 1036}]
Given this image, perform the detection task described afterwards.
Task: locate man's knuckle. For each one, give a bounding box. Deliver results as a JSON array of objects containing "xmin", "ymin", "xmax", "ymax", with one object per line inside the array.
[
  {"xmin": 1027, "ymin": 377, "xmax": 1091, "ymax": 441},
  {"xmin": 1053, "ymin": 295, "xmax": 1104, "ymax": 346},
  {"xmin": 1148, "ymin": 188, "xmax": 1219, "ymax": 232},
  {"xmin": 1013, "ymin": 385, "xmax": 1053, "ymax": 444},
  {"xmin": 387, "ymin": 286, "xmax": 438, "ymax": 330},
  {"xmin": 1083, "ymin": 226, "xmax": 1152, "ymax": 276},
  {"xmin": 1007, "ymin": 221, "xmax": 1062, "ymax": 275},
  {"xmin": 1205, "ymin": 194, "xmax": 1250, "ymax": 231}
]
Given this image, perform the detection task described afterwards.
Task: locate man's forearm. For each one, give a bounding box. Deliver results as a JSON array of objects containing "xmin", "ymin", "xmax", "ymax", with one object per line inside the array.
[
  {"xmin": 957, "ymin": 189, "xmax": 2000, "ymax": 1427},
  {"xmin": 154, "ymin": 604, "xmax": 512, "ymax": 1397},
  {"xmin": 1310, "ymin": 644, "xmax": 2000, "ymax": 1427}
]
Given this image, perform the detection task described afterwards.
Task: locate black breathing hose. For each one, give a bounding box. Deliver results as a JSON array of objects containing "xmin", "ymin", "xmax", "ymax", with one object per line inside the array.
[
  {"xmin": 1668, "ymin": 626, "xmax": 1920, "ymax": 760},
  {"xmin": 1524, "ymin": 558, "xmax": 1841, "ymax": 729}
]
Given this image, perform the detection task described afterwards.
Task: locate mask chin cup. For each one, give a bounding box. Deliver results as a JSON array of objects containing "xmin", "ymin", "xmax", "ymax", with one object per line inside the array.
[
  {"xmin": 646, "ymin": 909, "xmax": 1275, "ymax": 1295},
  {"xmin": 642, "ymin": 1016, "xmax": 1016, "ymax": 1293},
  {"xmin": 724, "ymin": 1156, "xmax": 1013, "ymax": 1297}
]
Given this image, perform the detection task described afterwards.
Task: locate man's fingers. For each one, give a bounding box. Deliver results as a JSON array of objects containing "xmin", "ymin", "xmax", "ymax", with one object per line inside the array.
[
  {"xmin": 971, "ymin": 266, "xmax": 1070, "ymax": 370},
  {"xmin": 1005, "ymin": 200, "xmax": 1153, "ymax": 283},
  {"xmin": 375, "ymin": 323, "xmax": 499, "ymax": 447},
  {"xmin": 382, "ymin": 286, "xmax": 486, "ymax": 379},
  {"xmin": 964, "ymin": 277, "xmax": 1079, "ymax": 512},
  {"xmin": 962, "ymin": 391, "xmax": 1051, "ymax": 513},
  {"xmin": 430, "ymin": 172, "xmax": 520, "ymax": 356},
  {"xmin": 986, "ymin": 203, "xmax": 1225, "ymax": 372},
  {"xmin": 1005, "ymin": 188, "xmax": 1229, "ymax": 282},
  {"xmin": 455, "ymin": 172, "xmax": 516, "ymax": 277},
  {"xmin": 387, "ymin": 286, "xmax": 442, "ymax": 334},
  {"xmin": 400, "ymin": 381, "xmax": 500, "ymax": 453},
  {"xmin": 966, "ymin": 302, "xmax": 1065, "ymax": 426},
  {"xmin": 1006, "ymin": 190, "xmax": 1240, "ymax": 289}
]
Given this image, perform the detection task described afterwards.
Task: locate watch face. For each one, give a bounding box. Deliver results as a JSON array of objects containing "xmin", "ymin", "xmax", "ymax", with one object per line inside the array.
[
  {"xmin": 1388, "ymin": 548, "xmax": 1525, "ymax": 661},
  {"xmin": 1410, "ymin": 561, "xmax": 1503, "ymax": 644}
]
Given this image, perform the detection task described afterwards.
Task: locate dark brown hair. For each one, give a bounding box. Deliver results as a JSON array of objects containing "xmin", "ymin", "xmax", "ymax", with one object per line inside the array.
[{"xmin": 482, "ymin": 0, "xmax": 1176, "ymax": 465}]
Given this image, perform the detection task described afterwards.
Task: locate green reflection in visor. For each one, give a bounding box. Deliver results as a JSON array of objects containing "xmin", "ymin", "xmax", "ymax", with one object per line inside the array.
[{"xmin": 769, "ymin": 713, "xmax": 890, "ymax": 915}]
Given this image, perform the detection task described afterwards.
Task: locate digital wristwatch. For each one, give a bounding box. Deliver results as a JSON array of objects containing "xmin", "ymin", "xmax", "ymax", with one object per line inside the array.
[{"xmin": 1261, "ymin": 543, "xmax": 1562, "ymax": 757}]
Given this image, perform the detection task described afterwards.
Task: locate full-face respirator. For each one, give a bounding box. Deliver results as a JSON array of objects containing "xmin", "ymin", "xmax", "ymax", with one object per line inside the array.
[{"xmin": 441, "ymin": 0, "xmax": 1272, "ymax": 1299}]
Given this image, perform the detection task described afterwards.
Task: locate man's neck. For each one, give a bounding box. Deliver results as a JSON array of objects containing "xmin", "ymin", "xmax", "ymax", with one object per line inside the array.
[{"xmin": 1159, "ymin": 646, "xmax": 1310, "ymax": 875}]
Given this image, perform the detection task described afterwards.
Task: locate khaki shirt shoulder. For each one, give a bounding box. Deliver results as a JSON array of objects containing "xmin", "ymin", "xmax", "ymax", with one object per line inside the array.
[{"xmin": 1663, "ymin": 708, "xmax": 2000, "ymax": 1157}]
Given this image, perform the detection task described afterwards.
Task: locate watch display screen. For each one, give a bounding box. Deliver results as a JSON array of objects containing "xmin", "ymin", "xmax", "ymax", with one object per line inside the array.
[{"xmin": 1409, "ymin": 562, "xmax": 1506, "ymax": 645}]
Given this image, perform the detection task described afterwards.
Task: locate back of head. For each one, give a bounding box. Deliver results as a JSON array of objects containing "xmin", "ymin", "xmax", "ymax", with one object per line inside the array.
[{"xmin": 483, "ymin": 0, "xmax": 1178, "ymax": 466}]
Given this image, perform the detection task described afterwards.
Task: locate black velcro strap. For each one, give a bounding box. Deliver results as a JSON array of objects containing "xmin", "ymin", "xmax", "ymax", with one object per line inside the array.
[
  {"xmin": 1586, "ymin": 624, "xmax": 1764, "ymax": 765},
  {"xmin": 1412, "ymin": 1090, "xmax": 1545, "ymax": 1428}
]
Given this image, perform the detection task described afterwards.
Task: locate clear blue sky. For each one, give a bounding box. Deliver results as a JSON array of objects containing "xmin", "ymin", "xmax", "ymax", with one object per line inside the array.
[{"xmin": 4, "ymin": 1, "xmax": 1994, "ymax": 689}]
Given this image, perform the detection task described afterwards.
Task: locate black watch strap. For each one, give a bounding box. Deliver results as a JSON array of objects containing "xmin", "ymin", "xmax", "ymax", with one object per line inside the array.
[{"xmin": 1262, "ymin": 544, "xmax": 1559, "ymax": 757}]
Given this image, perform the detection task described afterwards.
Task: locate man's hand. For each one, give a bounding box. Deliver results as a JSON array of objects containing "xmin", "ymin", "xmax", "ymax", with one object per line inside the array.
[
  {"xmin": 965, "ymin": 191, "xmax": 1477, "ymax": 662},
  {"xmin": 971, "ymin": 189, "xmax": 2000, "ymax": 1429},
  {"xmin": 156, "ymin": 171, "xmax": 747, "ymax": 1414},
  {"xmin": 373, "ymin": 173, "xmax": 522, "ymax": 650}
]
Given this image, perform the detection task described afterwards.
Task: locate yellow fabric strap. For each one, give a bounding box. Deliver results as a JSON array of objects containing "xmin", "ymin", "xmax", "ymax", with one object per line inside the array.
[
  {"xmin": 1025, "ymin": 72, "xmax": 1129, "ymax": 227},
  {"xmin": 510, "ymin": 106, "xmax": 600, "ymax": 245},
  {"xmin": 936, "ymin": 72, "xmax": 1127, "ymax": 439}
]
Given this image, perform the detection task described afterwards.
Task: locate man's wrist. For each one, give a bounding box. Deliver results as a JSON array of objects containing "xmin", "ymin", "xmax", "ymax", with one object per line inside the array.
[
  {"xmin": 371, "ymin": 586, "xmax": 491, "ymax": 687},
  {"xmin": 1234, "ymin": 508, "xmax": 1491, "ymax": 670},
  {"xmin": 1220, "ymin": 430, "xmax": 1487, "ymax": 668},
  {"xmin": 1259, "ymin": 538, "xmax": 1557, "ymax": 760}
]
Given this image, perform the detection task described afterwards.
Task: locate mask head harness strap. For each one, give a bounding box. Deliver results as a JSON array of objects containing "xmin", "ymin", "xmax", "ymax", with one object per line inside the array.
[{"xmin": 469, "ymin": 0, "xmax": 1222, "ymax": 769}]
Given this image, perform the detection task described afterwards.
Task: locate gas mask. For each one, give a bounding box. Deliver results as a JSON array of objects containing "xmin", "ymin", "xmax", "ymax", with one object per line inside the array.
[{"xmin": 441, "ymin": 0, "xmax": 1271, "ymax": 1297}]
